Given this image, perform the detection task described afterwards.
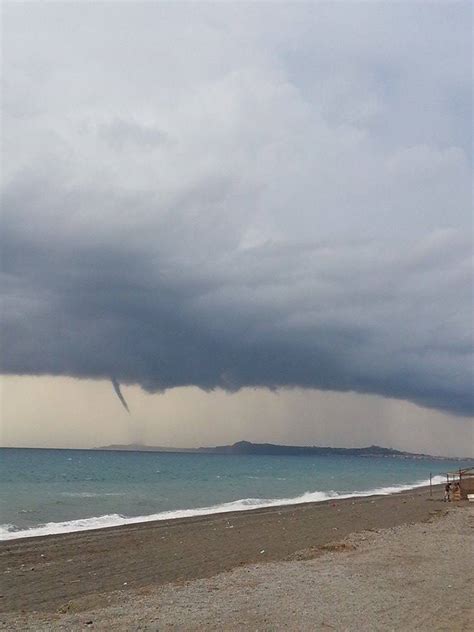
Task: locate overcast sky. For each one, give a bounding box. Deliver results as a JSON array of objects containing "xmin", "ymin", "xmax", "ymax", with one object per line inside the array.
[{"xmin": 1, "ymin": 2, "xmax": 472, "ymax": 455}]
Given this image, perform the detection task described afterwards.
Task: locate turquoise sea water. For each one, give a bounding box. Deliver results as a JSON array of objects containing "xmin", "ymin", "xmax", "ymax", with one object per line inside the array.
[{"xmin": 1, "ymin": 448, "xmax": 471, "ymax": 540}]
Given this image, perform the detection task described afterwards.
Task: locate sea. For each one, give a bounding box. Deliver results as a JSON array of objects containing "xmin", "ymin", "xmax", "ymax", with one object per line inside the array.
[{"xmin": 1, "ymin": 448, "xmax": 471, "ymax": 541}]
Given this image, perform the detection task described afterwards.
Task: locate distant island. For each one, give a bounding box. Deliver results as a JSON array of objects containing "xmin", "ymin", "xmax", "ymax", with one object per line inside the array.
[{"xmin": 96, "ymin": 440, "xmax": 468, "ymax": 460}]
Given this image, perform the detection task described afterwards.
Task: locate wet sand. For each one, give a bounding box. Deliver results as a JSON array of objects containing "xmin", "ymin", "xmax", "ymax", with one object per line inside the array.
[{"xmin": 0, "ymin": 485, "xmax": 455, "ymax": 621}]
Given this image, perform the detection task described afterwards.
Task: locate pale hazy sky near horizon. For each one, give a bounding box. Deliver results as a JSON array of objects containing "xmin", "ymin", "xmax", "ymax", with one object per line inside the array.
[
  {"xmin": 1, "ymin": 2, "xmax": 472, "ymax": 457},
  {"xmin": 2, "ymin": 376, "xmax": 473, "ymax": 458}
]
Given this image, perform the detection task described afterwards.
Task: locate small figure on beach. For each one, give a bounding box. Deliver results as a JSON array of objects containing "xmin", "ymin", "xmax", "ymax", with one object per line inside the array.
[
  {"xmin": 444, "ymin": 482, "xmax": 451, "ymax": 502},
  {"xmin": 452, "ymin": 482, "xmax": 461, "ymax": 501}
]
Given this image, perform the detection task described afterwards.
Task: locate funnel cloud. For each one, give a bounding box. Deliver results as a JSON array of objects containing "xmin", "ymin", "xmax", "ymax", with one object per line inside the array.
[{"xmin": 111, "ymin": 378, "xmax": 130, "ymax": 414}]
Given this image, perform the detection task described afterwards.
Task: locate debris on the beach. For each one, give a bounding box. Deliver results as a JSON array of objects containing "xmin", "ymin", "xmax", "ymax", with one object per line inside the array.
[
  {"xmin": 123, "ymin": 582, "xmax": 128, "ymax": 586},
  {"xmin": 289, "ymin": 546, "xmax": 322, "ymax": 561},
  {"xmin": 321, "ymin": 542, "xmax": 357, "ymax": 552},
  {"xmin": 85, "ymin": 620, "xmax": 93, "ymax": 626},
  {"xmin": 260, "ymin": 550, "xmax": 265, "ymax": 554}
]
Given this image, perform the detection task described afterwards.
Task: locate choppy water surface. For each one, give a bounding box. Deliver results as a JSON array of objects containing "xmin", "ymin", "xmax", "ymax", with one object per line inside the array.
[{"xmin": 1, "ymin": 448, "xmax": 470, "ymax": 540}]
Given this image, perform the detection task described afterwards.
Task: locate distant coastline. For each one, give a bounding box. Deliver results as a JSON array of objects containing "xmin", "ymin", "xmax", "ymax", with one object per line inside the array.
[
  {"xmin": 94, "ymin": 440, "xmax": 471, "ymax": 461},
  {"xmin": 2, "ymin": 442, "xmax": 471, "ymax": 461}
]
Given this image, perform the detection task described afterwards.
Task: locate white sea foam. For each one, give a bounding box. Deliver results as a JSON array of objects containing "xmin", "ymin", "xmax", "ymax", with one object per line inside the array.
[{"xmin": 0, "ymin": 475, "xmax": 445, "ymax": 541}]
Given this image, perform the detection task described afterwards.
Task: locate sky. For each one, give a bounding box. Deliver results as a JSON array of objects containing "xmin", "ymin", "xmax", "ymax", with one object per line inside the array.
[{"xmin": 1, "ymin": 2, "xmax": 473, "ymax": 456}]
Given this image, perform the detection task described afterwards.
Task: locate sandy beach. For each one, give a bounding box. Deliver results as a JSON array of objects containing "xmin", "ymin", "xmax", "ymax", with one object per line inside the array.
[{"xmin": 1, "ymin": 487, "xmax": 472, "ymax": 630}]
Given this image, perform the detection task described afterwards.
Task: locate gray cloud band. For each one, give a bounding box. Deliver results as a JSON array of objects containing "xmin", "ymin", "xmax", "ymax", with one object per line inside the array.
[{"xmin": 1, "ymin": 181, "xmax": 472, "ymax": 417}]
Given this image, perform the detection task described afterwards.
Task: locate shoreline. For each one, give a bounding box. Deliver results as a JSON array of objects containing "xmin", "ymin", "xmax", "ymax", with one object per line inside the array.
[
  {"xmin": 0, "ymin": 484, "xmax": 455, "ymax": 615},
  {"xmin": 1, "ymin": 477, "xmax": 446, "ymax": 542}
]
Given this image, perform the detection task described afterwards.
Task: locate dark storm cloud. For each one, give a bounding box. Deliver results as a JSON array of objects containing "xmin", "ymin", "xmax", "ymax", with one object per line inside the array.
[
  {"xmin": 1, "ymin": 3, "xmax": 472, "ymax": 416},
  {"xmin": 2, "ymin": 172, "xmax": 472, "ymax": 415}
]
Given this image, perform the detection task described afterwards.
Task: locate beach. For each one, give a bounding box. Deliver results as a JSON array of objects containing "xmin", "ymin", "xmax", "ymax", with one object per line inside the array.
[{"xmin": 1, "ymin": 486, "xmax": 472, "ymax": 630}]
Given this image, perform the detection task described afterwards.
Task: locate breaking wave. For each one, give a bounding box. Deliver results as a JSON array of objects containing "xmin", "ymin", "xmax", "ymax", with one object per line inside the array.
[{"xmin": 0, "ymin": 475, "xmax": 445, "ymax": 541}]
